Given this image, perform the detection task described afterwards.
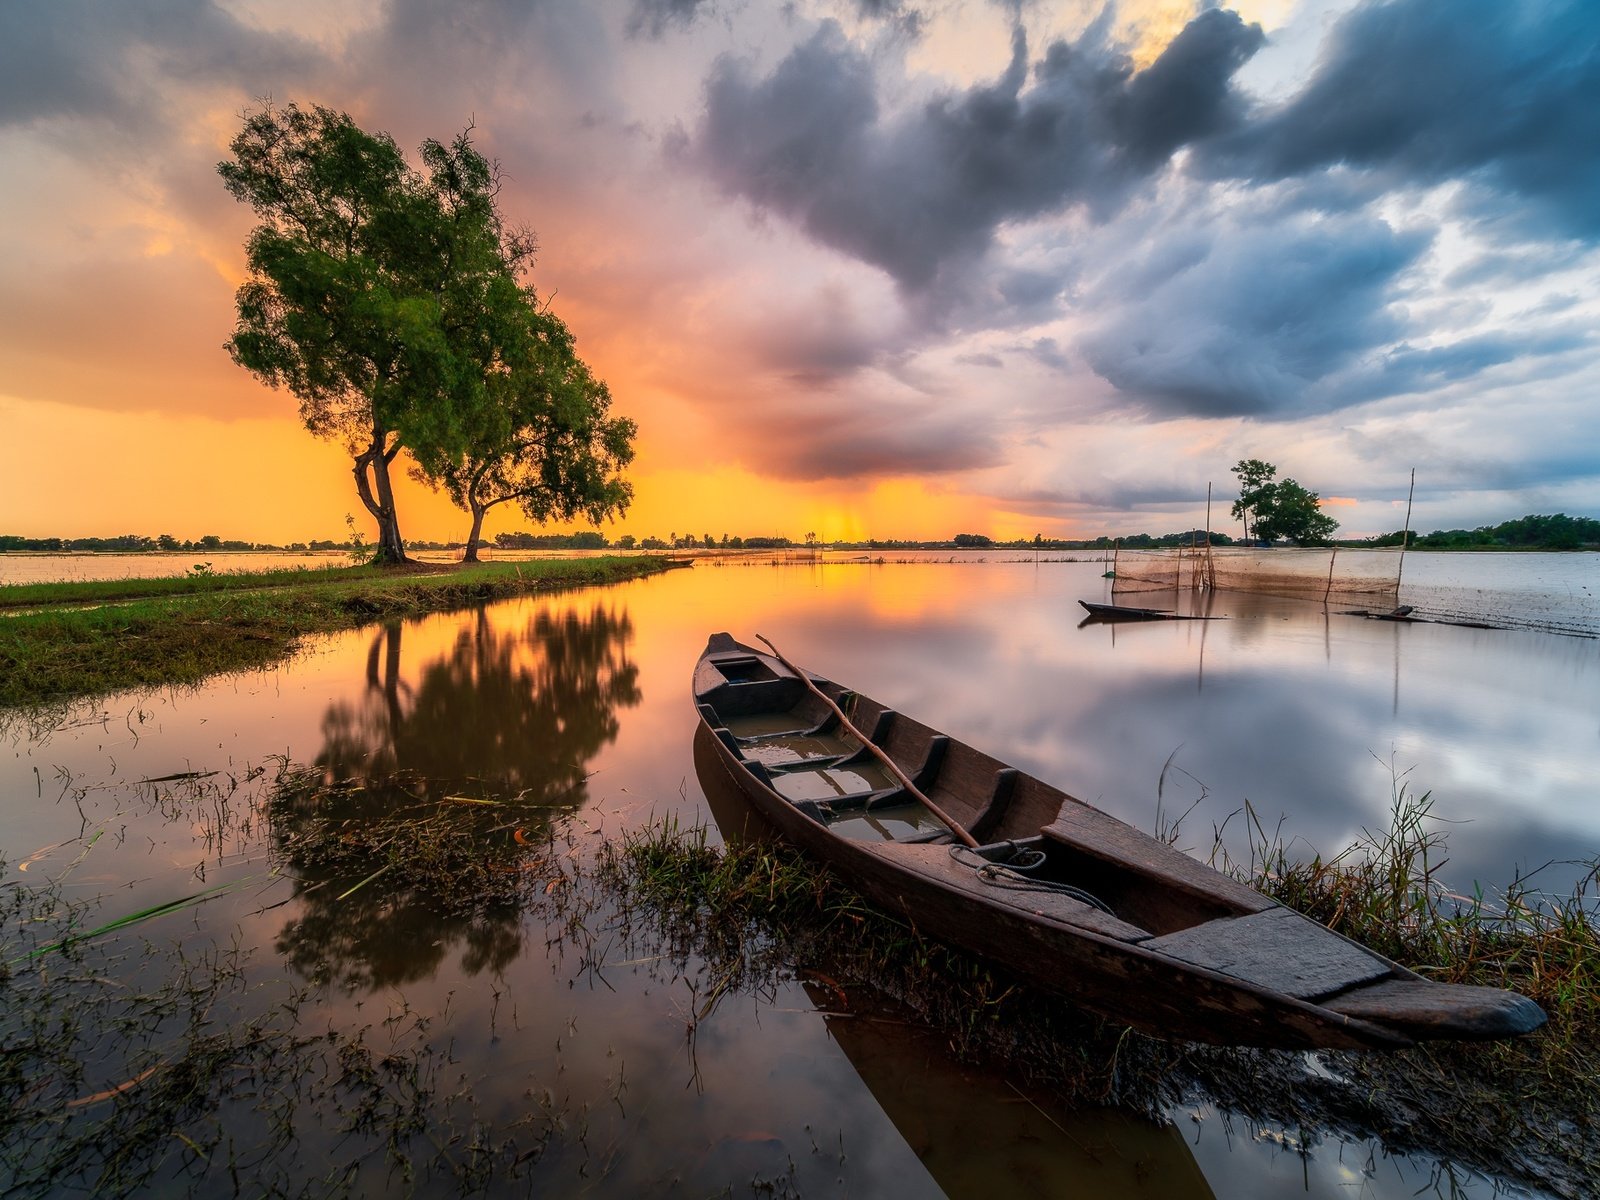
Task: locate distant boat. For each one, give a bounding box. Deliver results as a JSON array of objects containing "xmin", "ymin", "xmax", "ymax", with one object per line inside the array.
[
  {"xmin": 692, "ymin": 632, "xmax": 1544, "ymax": 1049},
  {"xmin": 1078, "ymin": 600, "xmax": 1201, "ymax": 621},
  {"xmin": 1342, "ymin": 605, "xmax": 1417, "ymax": 622}
]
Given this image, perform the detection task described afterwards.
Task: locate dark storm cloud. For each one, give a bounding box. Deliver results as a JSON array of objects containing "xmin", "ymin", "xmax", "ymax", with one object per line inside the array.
[
  {"xmin": 1374, "ymin": 329, "xmax": 1593, "ymax": 394},
  {"xmin": 690, "ymin": 10, "xmax": 1264, "ymax": 292},
  {"xmin": 680, "ymin": 0, "xmax": 1600, "ymax": 429},
  {"xmin": 1203, "ymin": 0, "xmax": 1600, "ymax": 243},
  {"xmin": 626, "ymin": 0, "xmax": 714, "ymax": 39},
  {"xmin": 0, "ymin": 0, "xmax": 322, "ymax": 128},
  {"xmin": 1080, "ymin": 213, "xmax": 1429, "ymax": 418},
  {"xmin": 723, "ymin": 391, "xmax": 1002, "ymax": 480},
  {"xmin": 1110, "ymin": 3, "xmax": 1265, "ymax": 169},
  {"xmin": 1000, "ymin": 479, "xmax": 1205, "ymax": 512}
]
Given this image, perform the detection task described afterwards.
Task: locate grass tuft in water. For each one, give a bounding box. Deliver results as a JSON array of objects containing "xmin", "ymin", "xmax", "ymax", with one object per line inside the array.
[{"xmin": 1215, "ymin": 782, "xmax": 1599, "ymax": 1032}]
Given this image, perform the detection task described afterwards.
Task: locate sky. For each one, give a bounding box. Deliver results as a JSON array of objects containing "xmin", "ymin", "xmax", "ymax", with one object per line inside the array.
[{"xmin": 2, "ymin": 0, "xmax": 1597, "ymax": 545}]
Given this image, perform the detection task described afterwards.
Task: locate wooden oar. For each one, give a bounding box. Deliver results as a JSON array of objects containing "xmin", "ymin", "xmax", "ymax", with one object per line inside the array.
[{"xmin": 755, "ymin": 634, "xmax": 980, "ymax": 849}]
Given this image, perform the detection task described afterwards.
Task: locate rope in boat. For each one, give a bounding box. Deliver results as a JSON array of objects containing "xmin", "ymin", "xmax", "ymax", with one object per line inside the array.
[{"xmin": 948, "ymin": 843, "xmax": 1116, "ymax": 914}]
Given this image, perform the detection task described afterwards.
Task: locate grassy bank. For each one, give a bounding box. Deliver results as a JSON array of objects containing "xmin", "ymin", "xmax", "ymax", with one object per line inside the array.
[{"xmin": 0, "ymin": 556, "xmax": 675, "ymax": 710}]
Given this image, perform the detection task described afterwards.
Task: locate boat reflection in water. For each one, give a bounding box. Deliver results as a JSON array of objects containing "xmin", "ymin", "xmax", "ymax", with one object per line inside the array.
[
  {"xmin": 694, "ymin": 723, "xmax": 1217, "ymax": 1200},
  {"xmin": 804, "ymin": 976, "xmax": 1217, "ymax": 1200}
]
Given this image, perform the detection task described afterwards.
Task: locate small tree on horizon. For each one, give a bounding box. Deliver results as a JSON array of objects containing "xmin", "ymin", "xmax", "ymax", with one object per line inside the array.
[
  {"xmin": 1231, "ymin": 460, "xmax": 1338, "ymax": 545},
  {"xmin": 1230, "ymin": 459, "xmax": 1277, "ymax": 541}
]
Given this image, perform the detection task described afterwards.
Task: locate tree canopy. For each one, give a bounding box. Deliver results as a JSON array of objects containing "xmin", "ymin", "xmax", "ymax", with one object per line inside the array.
[
  {"xmin": 220, "ymin": 102, "xmax": 629, "ymax": 562},
  {"xmin": 409, "ymin": 304, "xmax": 634, "ymax": 561},
  {"xmin": 1230, "ymin": 459, "xmax": 1338, "ymax": 546},
  {"xmin": 1373, "ymin": 513, "xmax": 1600, "ymax": 550},
  {"xmin": 1229, "ymin": 458, "xmax": 1277, "ymax": 541}
]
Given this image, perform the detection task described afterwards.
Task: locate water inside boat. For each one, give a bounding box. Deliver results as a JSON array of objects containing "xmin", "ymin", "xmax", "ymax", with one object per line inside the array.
[
  {"xmin": 733, "ymin": 729, "xmax": 858, "ymax": 768},
  {"xmin": 718, "ymin": 714, "xmax": 942, "ymax": 842},
  {"xmin": 825, "ymin": 802, "xmax": 947, "ymax": 842},
  {"xmin": 770, "ymin": 760, "xmax": 897, "ymax": 803},
  {"xmin": 723, "ymin": 712, "xmax": 824, "ymax": 738}
]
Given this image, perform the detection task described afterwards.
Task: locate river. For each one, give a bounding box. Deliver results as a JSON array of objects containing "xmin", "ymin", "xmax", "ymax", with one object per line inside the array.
[{"xmin": 2, "ymin": 557, "xmax": 1596, "ymax": 1196}]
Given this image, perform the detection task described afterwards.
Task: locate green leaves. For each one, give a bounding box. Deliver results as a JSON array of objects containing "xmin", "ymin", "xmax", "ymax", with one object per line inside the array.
[
  {"xmin": 1251, "ymin": 477, "xmax": 1339, "ymax": 545},
  {"xmin": 1230, "ymin": 458, "xmax": 1337, "ymax": 545},
  {"xmin": 221, "ymin": 102, "xmax": 635, "ymax": 561}
]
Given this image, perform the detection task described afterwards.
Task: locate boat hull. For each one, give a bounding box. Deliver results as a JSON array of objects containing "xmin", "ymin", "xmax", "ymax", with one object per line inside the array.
[{"xmin": 692, "ymin": 634, "xmax": 1546, "ymax": 1050}]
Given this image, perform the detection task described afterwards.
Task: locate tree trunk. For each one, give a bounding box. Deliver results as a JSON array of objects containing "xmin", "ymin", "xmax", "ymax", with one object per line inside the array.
[
  {"xmin": 462, "ymin": 500, "xmax": 486, "ymax": 563},
  {"xmin": 352, "ymin": 427, "xmax": 408, "ymax": 565}
]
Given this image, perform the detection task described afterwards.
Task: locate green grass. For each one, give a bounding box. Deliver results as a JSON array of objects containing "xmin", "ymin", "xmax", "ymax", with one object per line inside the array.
[
  {"xmin": 0, "ymin": 561, "xmax": 395, "ymax": 609},
  {"xmin": 0, "ymin": 557, "xmax": 674, "ymax": 710}
]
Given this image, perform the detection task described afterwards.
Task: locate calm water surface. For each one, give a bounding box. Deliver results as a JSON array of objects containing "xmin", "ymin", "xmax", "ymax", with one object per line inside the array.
[
  {"xmin": 3, "ymin": 560, "xmax": 1596, "ymax": 1196},
  {"xmin": 5, "ymin": 547, "xmax": 1596, "ymax": 638}
]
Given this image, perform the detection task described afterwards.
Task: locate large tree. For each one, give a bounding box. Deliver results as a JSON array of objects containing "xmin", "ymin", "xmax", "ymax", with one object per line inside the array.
[{"xmin": 220, "ymin": 104, "xmax": 530, "ymax": 563}]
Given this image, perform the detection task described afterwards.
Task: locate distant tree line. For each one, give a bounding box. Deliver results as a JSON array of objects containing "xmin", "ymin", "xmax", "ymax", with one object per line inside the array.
[
  {"xmin": 1366, "ymin": 513, "xmax": 1600, "ymax": 551},
  {"xmin": 493, "ymin": 531, "xmax": 609, "ymax": 550},
  {"xmin": 10, "ymin": 514, "xmax": 1593, "ymax": 558},
  {"xmin": 0, "ymin": 534, "xmax": 465, "ymax": 553},
  {"xmin": 0, "ymin": 529, "xmax": 801, "ymax": 554},
  {"xmin": 821, "ymin": 531, "xmax": 1237, "ymax": 551}
]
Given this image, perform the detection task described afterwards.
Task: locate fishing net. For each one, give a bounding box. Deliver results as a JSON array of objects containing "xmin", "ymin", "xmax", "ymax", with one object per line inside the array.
[
  {"xmin": 1106, "ymin": 546, "xmax": 1597, "ymax": 635},
  {"xmin": 1111, "ymin": 546, "xmax": 1402, "ymax": 603}
]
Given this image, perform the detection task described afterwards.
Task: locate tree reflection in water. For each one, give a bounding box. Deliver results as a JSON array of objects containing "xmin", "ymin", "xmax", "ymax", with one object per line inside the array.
[{"xmin": 268, "ymin": 603, "xmax": 640, "ymax": 992}]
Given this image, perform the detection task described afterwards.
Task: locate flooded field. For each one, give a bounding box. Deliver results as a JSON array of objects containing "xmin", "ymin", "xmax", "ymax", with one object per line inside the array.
[
  {"xmin": 5, "ymin": 548, "xmax": 1596, "ymax": 641},
  {"xmin": 3, "ymin": 559, "xmax": 1597, "ymax": 1196}
]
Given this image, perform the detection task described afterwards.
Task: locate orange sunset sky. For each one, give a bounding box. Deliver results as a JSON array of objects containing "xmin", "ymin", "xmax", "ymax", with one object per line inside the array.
[{"xmin": 3, "ymin": 0, "xmax": 1597, "ymax": 546}]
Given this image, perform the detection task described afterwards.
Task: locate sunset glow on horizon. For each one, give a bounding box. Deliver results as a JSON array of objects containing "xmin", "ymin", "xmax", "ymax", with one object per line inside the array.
[{"xmin": 3, "ymin": 0, "xmax": 1597, "ymax": 546}]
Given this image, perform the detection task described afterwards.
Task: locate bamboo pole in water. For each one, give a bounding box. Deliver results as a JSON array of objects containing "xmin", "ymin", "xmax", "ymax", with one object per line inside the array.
[
  {"xmin": 1396, "ymin": 468, "xmax": 1416, "ymax": 597},
  {"xmin": 1204, "ymin": 482, "xmax": 1216, "ymax": 590},
  {"xmin": 755, "ymin": 634, "xmax": 980, "ymax": 849}
]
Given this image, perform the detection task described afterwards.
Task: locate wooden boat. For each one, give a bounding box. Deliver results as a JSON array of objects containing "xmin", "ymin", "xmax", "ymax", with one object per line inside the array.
[
  {"xmin": 1078, "ymin": 600, "xmax": 1207, "ymax": 621},
  {"xmin": 692, "ymin": 633, "xmax": 1545, "ymax": 1050},
  {"xmin": 1342, "ymin": 605, "xmax": 1419, "ymax": 622}
]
